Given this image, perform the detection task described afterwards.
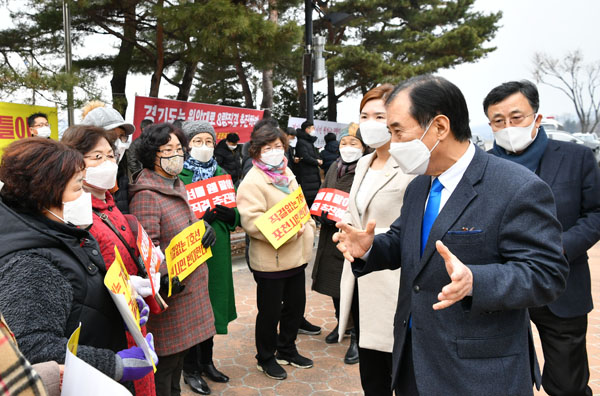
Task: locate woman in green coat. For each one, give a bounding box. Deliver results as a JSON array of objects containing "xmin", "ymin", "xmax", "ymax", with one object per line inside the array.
[{"xmin": 178, "ymin": 121, "xmax": 239, "ymax": 395}]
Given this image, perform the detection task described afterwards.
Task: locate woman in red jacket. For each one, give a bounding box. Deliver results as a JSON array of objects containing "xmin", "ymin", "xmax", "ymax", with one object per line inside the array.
[{"xmin": 62, "ymin": 125, "xmax": 159, "ymax": 396}]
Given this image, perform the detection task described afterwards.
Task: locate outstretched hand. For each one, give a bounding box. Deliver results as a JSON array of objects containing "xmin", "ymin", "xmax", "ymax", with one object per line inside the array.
[
  {"xmin": 433, "ymin": 241, "xmax": 473, "ymax": 310},
  {"xmin": 332, "ymin": 220, "xmax": 376, "ymax": 262}
]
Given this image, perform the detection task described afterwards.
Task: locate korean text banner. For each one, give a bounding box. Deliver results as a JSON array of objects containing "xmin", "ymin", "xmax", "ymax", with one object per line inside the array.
[
  {"xmin": 165, "ymin": 220, "xmax": 213, "ymax": 297},
  {"xmin": 254, "ymin": 187, "xmax": 311, "ymax": 249},
  {"xmin": 133, "ymin": 96, "xmax": 263, "ymax": 142},
  {"xmin": 288, "ymin": 116, "xmax": 347, "ymax": 149},
  {"xmin": 185, "ymin": 174, "xmax": 236, "ymax": 219},
  {"xmin": 0, "ymin": 102, "xmax": 58, "ymax": 152},
  {"xmin": 309, "ymin": 188, "xmax": 350, "ymax": 223}
]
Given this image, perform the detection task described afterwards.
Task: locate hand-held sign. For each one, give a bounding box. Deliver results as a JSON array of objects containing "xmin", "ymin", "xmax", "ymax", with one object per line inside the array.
[
  {"xmin": 433, "ymin": 240, "xmax": 473, "ymax": 310},
  {"xmin": 332, "ymin": 220, "xmax": 376, "ymax": 262}
]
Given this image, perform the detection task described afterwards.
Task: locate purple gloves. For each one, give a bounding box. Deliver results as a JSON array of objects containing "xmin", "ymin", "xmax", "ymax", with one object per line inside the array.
[
  {"xmin": 137, "ymin": 295, "xmax": 149, "ymax": 327},
  {"xmin": 115, "ymin": 333, "xmax": 158, "ymax": 382}
]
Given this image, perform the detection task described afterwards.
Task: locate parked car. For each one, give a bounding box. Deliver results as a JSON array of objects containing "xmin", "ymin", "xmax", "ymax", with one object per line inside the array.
[
  {"xmin": 547, "ymin": 131, "xmax": 600, "ymax": 164},
  {"xmin": 541, "ymin": 118, "xmax": 564, "ymax": 131}
]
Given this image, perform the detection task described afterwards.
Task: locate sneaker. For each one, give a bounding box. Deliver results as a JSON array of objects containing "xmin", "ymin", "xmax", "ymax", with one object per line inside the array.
[
  {"xmin": 276, "ymin": 352, "xmax": 314, "ymax": 369},
  {"xmin": 257, "ymin": 358, "xmax": 287, "ymax": 380},
  {"xmin": 298, "ymin": 318, "xmax": 321, "ymax": 335}
]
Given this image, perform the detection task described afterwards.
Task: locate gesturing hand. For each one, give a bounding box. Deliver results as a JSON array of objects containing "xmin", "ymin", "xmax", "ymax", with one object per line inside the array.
[
  {"xmin": 332, "ymin": 220, "xmax": 376, "ymax": 262},
  {"xmin": 433, "ymin": 241, "xmax": 473, "ymax": 310}
]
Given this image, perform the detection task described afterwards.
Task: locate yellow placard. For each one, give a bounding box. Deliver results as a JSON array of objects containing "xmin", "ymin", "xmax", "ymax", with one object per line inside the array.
[
  {"xmin": 104, "ymin": 246, "xmax": 140, "ymax": 329},
  {"xmin": 0, "ymin": 102, "xmax": 59, "ymax": 154},
  {"xmin": 67, "ymin": 323, "xmax": 81, "ymax": 356},
  {"xmin": 254, "ymin": 187, "xmax": 311, "ymax": 249},
  {"xmin": 165, "ymin": 220, "xmax": 213, "ymax": 297}
]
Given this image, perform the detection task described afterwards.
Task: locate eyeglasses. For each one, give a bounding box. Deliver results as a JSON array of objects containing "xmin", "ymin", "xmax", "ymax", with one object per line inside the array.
[
  {"xmin": 491, "ymin": 113, "xmax": 535, "ymax": 129},
  {"xmin": 158, "ymin": 147, "xmax": 184, "ymax": 156},
  {"xmin": 84, "ymin": 153, "xmax": 116, "ymax": 162},
  {"xmin": 34, "ymin": 123, "xmax": 50, "ymax": 128}
]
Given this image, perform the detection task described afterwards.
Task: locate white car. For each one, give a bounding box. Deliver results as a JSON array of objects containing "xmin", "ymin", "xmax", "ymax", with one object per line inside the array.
[{"xmin": 547, "ymin": 131, "xmax": 600, "ymax": 164}]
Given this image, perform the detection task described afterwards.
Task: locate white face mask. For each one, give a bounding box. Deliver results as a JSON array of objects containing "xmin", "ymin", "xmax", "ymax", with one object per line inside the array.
[
  {"xmin": 493, "ymin": 115, "xmax": 538, "ymax": 153},
  {"xmin": 159, "ymin": 155, "xmax": 184, "ymax": 176},
  {"xmin": 115, "ymin": 139, "xmax": 131, "ymax": 162},
  {"xmin": 359, "ymin": 120, "xmax": 390, "ymax": 148},
  {"xmin": 261, "ymin": 148, "xmax": 285, "ymax": 166},
  {"xmin": 227, "ymin": 144, "xmax": 237, "ymax": 151},
  {"xmin": 35, "ymin": 126, "xmax": 52, "ymax": 138},
  {"xmin": 289, "ymin": 138, "xmax": 297, "ymax": 148},
  {"xmin": 389, "ymin": 119, "xmax": 439, "ymax": 175},
  {"xmin": 339, "ymin": 147, "xmax": 363, "ymax": 163},
  {"xmin": 47, "ymin": 191, "xmax": 93, "ymax": 228},
  {"xmin": 190, "ymin": 145, "xmax": 214, "ymax": 163},
  {"xmin": 85, "ymin": 160, "xmax": 118, "ymax": 190}
]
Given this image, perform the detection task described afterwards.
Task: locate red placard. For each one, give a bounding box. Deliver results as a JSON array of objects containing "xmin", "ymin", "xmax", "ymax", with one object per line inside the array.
[
  {"xmin": 185, "ymin": 174, "xmax": 237, "ymax": 219},
  {"xmin": 136, "ymin": 223, "xmax": 160, "ymax": 296},
  {"xmin": 133, "ymin": 96, "xmax": 263, "ymax": 142},
  {"xmin": 309, "ymin": 188, "xmax": 350, "ymax": 222}
]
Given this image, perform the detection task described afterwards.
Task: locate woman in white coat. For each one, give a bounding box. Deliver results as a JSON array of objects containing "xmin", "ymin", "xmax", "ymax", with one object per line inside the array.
[{"xmin": 338, "ymin": 84, "xmax": 415, "ymax": 396}]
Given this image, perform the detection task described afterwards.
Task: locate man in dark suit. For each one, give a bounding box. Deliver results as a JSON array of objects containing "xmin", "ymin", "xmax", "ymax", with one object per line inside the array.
[
  {"xmin": 485, "ymin": 80, "xmax": 600, "ymax": 396},
  {"xmin": 333, "ymin": 75, "xmax": 569, "ymax": 396}
]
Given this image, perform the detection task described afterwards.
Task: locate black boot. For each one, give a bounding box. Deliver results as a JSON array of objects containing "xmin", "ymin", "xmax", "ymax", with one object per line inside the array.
[
  {"xmin": 200, "ymin": 363, "xmax": 229, "ymax": 383},
  {"xmin": 344, "ymin": 329, "xmax": 359, "ymax": 365},
  {"xmin": 325, "ymin": 324, "xmax": 339, "ymax": 344}
]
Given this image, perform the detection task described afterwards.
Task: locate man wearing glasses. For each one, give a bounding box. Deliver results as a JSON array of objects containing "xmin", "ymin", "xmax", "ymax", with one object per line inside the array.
[
  {"xmin": 485, "ymin": 80, "xmax": 600, "ymax": 396},
  {"xmin": 26, "ymin": 112, "xmax": 51, "ymax": 138}
]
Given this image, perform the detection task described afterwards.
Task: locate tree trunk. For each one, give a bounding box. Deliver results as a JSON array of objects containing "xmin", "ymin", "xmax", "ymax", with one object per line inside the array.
[
  {"xmin": 327, "ymin": 73, "xmax": 337, "ymax": 121},
  {"xmin": 260, "ymin": 1, "xmax": 278, "ymax": 118},
  {"xmin": 296, "ymin": 75, "xmax": 306, "ymax": 118},
  {"xmin": 110, "ymin": 2, "xmax": 136, "ymax": 116},
  {"xmin": 176, "ymin": 61, "xmax": 198, "ymax": 101},
  {"xmin": 261, "ymin": 69, "xmax": 273, "ymax": 118},
  {"xmin": 235, "ymin": 50, "xmax": 254, "ymax": 108},
  {"xmin": 149, "ymin": 0, "xmax": 164, "ymax": 97}
]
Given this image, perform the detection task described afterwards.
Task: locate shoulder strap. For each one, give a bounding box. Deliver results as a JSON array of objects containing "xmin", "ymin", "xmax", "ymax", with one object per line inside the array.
[{"xmin": 93, "ymin": 210, "xmax": 147, "ymax": 276}]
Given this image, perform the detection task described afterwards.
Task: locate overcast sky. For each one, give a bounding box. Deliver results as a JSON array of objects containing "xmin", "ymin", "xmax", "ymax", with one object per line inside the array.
[
  {"xmin": 3, "ymin": 0, "xmax": 599, "ymax": 136},
  {"xmin": 334, "ymin": 0, "xmax": 600, "ymax": 137}
]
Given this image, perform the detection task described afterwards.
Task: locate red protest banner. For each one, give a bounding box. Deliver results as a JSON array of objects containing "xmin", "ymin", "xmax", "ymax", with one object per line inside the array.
[
  {"xmin": 133, "ymin": 96, "xmax": 263, "ymax": 142},
  {"xmin": 136, "ymin": 222, "xmax": 160, "ymax": 296},
  {"xmin": 185, "ymin": 174, "xmax": 237, "ymax": 219},
  {"xmin": 309, "ymin": 188, "xmax": 350, "ymax": 222}
]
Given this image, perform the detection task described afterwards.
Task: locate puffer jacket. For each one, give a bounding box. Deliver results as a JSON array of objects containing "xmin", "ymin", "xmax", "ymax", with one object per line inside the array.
[
  {"xmin": 237, "ymin": 165, "xmax": 315, "ymax": 273},
  {"xmin": 294, "ymin": 129, "xmax": 322, "ymax": 206},
  {"xmin": 0, "ymin": 199, "xmax": 129, "ymax": 385}
]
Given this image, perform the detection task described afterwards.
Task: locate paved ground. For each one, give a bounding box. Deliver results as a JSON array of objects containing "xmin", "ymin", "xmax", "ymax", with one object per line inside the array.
[{"xmin": 181, "ymin": 241, "xmax": 600, "ymax": 396}]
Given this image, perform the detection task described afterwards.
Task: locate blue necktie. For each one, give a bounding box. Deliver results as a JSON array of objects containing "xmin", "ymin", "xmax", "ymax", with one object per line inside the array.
[{"xmin": 421, "ymin": 178, "xmax": 444, "ymax": 256}]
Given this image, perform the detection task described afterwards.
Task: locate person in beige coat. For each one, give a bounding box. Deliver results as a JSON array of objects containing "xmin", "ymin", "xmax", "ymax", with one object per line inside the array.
[
  {"xmin": 237, "ymin": 124, "xmax": 316, "ymax": 381},
  {"xmin": 338, "ymin": 84, "xmax": 415, "ymax": 396}
]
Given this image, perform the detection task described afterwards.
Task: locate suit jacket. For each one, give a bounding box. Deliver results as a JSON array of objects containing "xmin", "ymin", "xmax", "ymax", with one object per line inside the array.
[
  {"xmin": 536, "ymin": 140, "xmax": 600, "ymax": 318},
  {"xmin": 354, "ymin": 147, "xmax": 568, "ymax": 395}
]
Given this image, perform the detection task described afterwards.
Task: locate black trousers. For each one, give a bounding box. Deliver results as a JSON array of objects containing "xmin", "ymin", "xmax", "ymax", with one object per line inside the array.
[
  {"xmin": 182, "ymin": 336, "xmax": 214, "ymax": 373},
  {"xmin": 394, "ymin": 331, "xmax": 419, "ymax": 396},
  {"xmin": 529, "ymin": 305, "xmax": 592, "ymax": 396},
  {"xmin": 254, "ymin": 270, "xmax": 306, "ymax": 363},
  {"xmin": 154, "ymin": 350, "xmax": 186, "ymax": 396},
  {"xmin": 351, "ymin": 281, "xmax": 394, "ymax": 396}
]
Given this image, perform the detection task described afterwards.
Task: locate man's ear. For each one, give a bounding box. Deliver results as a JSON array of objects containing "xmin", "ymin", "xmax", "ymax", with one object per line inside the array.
[{"xmin": 434, "ymin": 115, "xmax": 451, "ymax": 141}]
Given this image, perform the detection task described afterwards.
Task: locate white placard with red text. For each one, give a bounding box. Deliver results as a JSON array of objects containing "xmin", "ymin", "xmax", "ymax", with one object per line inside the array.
[
  {"xmin": 185, "ymin": 174, "xmax": 236, "ymax": 219},
  {"xmin": 309, "ymin": 188, "xmax": 350, "ymax": 223}
]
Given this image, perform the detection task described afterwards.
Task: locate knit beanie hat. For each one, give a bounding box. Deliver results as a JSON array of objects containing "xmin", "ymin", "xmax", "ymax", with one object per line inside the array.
[
  {"xmin": 182, "ymin": 120, "xmax": 216, "ymax": 142},
  {"xmin": 337, "ymin": 122, "xmax": 364, "ymax": 146}
]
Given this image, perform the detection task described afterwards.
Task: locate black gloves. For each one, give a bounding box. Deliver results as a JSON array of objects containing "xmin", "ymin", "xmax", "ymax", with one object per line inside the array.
[
  {"xmin": 214, "ymin": 205, "xmax": 236, "ymax": 226},
  {"xmin": 319, "ymin": 211, "xmax": 337, "ymax": 227},
  {"xmin": 161, "ymin": 275, "xmax": 186, "ymax": 295},
  {"xmin": 201, "ymin": 208, "xmax": 218, "ymax": 225},
  {"xmin": 201, "ymin": 222, "xmax": 217, "ymax": 248}
]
